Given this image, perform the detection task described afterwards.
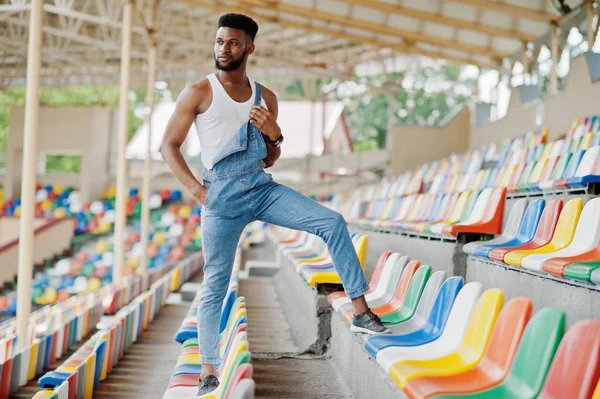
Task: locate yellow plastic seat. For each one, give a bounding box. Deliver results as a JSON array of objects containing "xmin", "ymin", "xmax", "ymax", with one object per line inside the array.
[
  {"xmin": 389, "ymin": 289, "xmax": 503, "ymax": 388},
  {"xmin": 504, "ymin": 198, "xmax": 582, "ymax": 266}
]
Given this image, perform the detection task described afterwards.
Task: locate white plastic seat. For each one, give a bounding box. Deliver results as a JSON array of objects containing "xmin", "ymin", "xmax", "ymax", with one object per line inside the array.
[
  {"xmin": 454, "ymin": 188, "xmax": 493, "ymax": 226},
  {"xmin": 463, "ymin": 198, "xmax": 528, "ymax": 255},
  {"xmin": 389, "ymin": 271, "xmax": 447, "ymax": 335},
  {"xmin": 522, "ymin": 197, "xmax": 600, "ymax": 272},
  {"xmin": 376, "ymin": 282, "xmax": 483, "ymax": 373},
  {"xmin": 229, "ymin": 378, "xmax": 256, "ymax": 399},
  {"xmin": 591, "ymin": 268, "xmax": 600, "ymax": 285},
  {"xmin": 335, "ymin": 255, "xmax": 409, "ymax": 315},
  {"xmin": 332, "ymin": 252, "xmax": 402, "ymax": 312}
]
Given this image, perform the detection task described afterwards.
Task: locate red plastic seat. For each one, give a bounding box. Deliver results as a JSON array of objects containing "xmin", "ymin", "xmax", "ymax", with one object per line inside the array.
[
  {"xmin": 489, "ymin": 199, "xmax": 562, "ymax": 262},
  {"xmin": 327, "ymin": 251, "xmax": 391, "ymax": 304},
  {"xmin": 537, "ymin": 320, "xmax": 600, "ymax": 399}
]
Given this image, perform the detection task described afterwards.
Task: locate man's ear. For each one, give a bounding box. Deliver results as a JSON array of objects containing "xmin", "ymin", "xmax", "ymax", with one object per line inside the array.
[{"xmin": 246, "ymin": 43, "xmax": 255, "ymax": 56}]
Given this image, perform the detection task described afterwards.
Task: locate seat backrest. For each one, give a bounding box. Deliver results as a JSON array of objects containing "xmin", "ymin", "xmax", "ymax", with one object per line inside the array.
[
  {"xmin": 539, "ymin": 156, "xmax": 560, "ymax": 181},
  {"xmin": 509, "ymin": 163, "xmax": 526, "ymax": 186},
  {"xmin": 407, "ymin": 271, "xmax": 446, "ymax": 327},
  {"xmin": 478, "ymin": 297, "xmax": 532, "ymax": 375},
  {"xmin": 460, "ymin": 289, "xmax": 503, "ymax": 356},
  {"xmin": 370, "ymin": 254, "xmax": 406, "ymax": 299},
  {"xmin": 562, "ymin": 149, "xmax": 586, "ymax": 179},
  {"xmin": 389, "ymin": 260, "xmax": 420, "ymax": 306},
  {"xmin": 548, "ymin": 153, "xmax": 571, "ymax": 180},
  {"xmin": 423, "ymin": 276, "xmax": 464, "ymax": 334},
  {"xmin": 406, "ymin": 195, "xmax": 425, "ymax": 221},
  {"xmin": 425, "ymin": 194, "xmax": 444, "ymax": 221},
  {"xmin": 461, "ymin": 188, "xmax": 493, "ymax": 225},
  {"xmin": 440, "ymin": 193, "xmax": 460, "ymax": 221},
  {"xmin": 574, "ymin": 146, "xmax": 600, "ymax": 178},
  {"xmin": 398, "ymin": 265, "xmax": 432, "ymax": 317},
  {"xmin": 538, "ymin": 320, "xmax": 600, "ymax": 399},
  {"xmin": 353, "ymin": 235, "xmax": 368, "ymax": 268},
  {"xmin": 518, "ymin": 161, "xmax": 537, "ymax": 185},
  {"xmin": 503, "ymin": 199, "xmax": 529, "ymax": 238},
  {"xmin": 548, "ymin": 198, "xmax": 583, "ymax": 248},
  {"xmin": 428, "ymin": 281, "xmax": 481, "ymax": 335},
  {"xmin": 224, "ymin": 364, "xmax": 253, "ymax": 399},
  {"xmin": 368, "ymin": 251, "xmax": 392, "ymax": 289},
  {"xmin": 503, "ymin": 308, "xmax": 565, "ymax": 398},
  {"xmin": 432, "ymin": 194, "xmax": 451, "ymax": 222},
  {"xmin": 515, "ymin": 199, "xmax": 546, "ymax": 241},
  {"xmin": 562, "ymin": 198, "xmax": 600, "ymax": 251},
  {"xmin": 455, "ymin": 191, "xmax": 479, "ymax": 223},
  {"xmin": 527, "ymin": 158, "xmax": 548, "ymax": 183},
  {"xmin": 549, "ymin": 139, "xmax": 565, "ymax": 157}
]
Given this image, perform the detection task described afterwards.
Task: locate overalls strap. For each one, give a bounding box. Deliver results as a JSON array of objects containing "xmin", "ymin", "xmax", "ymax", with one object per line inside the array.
[{"xmin": 254, "ymin": 82, "xmax": 262, "ymax": 106}]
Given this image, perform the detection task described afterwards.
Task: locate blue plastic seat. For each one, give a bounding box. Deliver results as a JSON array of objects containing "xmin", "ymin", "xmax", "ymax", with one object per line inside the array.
[
  {"xmin": 364, "ymin": 276, "xmax": 464, "ymax": 357},
  {"xmin": 474, "ymin": 199, "xmax": 545, "ymax": 258}
]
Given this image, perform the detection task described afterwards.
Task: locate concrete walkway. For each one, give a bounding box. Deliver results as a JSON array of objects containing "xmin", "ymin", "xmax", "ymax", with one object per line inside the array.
[{"xmin": 239, "ymin": 277, "xmax": 353, "ymax": 399}]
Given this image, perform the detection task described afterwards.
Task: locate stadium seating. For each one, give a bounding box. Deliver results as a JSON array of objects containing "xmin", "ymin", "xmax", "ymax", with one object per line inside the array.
[
  {"xmin": 33, "ymin": 270, "xmax": 173, "ymax": 399},
  {"xmin": 268, "ymin": 228, "xmax": 368, "ymax": 287},
  {"xmin": 163, "ymin": 248, "xmax": 256, "ymax": 399}
]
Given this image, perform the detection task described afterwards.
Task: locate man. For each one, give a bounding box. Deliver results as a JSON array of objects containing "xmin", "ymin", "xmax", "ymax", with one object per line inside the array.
[{"xmin": 161, "ymin": 13, "xmax": 390, "ymax": 395}]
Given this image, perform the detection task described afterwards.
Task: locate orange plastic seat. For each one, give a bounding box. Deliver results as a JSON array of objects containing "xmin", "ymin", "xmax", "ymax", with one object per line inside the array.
[{"xmin": 403, "ymin": 298, "xmax": 532, "ymax": 399}]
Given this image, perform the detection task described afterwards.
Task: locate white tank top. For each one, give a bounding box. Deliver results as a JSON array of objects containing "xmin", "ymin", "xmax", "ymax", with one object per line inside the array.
[{"xmin": 194, "ymin": 73, "xmax": 266, "ymax": 169}]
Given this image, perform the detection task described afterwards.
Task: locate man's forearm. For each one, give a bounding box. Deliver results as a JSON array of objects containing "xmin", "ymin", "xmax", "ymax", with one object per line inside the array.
[{"xmin": 160, "ymin": 143, "xmax": 204, "ymax": 195}]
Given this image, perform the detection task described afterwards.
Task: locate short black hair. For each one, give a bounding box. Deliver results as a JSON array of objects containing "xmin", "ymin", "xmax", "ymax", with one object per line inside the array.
[{"xmin": 218, "ymin": 13, "xmax": 259, "ymax": 42}]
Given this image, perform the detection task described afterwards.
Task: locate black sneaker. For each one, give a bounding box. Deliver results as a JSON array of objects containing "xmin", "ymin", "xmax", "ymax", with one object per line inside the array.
[
  {"xmin": 350, "ymin": 309, "xmax": 392, "ymax": 335},
  {"xmin": 197, "ymin": 375, "xmax": 219, "ymax": 396}
]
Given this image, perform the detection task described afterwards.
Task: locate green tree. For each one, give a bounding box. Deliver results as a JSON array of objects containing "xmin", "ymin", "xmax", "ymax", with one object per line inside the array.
[{"xmin": 342, "ymin": 64, "xmax": 475, "ymax": 151}]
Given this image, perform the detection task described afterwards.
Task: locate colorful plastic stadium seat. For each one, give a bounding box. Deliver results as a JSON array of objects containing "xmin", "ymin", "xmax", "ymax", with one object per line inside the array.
[
  {"xmin": 523, "ymin": 198, "xmax": 600, "ymax": 272},
  {"xmin": 538, "ymin": 153, "xmax": 571, "ymax": 190},
  {"xmin": 564, "ymin": 259, "xmax": 600, "ymax": 282},
  {"xmin": 366, "ymin": 281, "xmax": 478, "ymax": 369},
  {"xmin": 388, "ymin": 272, "xmax": 447, "ymax": 335},
  {"xmin": 333, "ymin": 254, "xmax": 406, "ymax": 314},
  {"xmin": 504, "ymin": 198, "xmax": 582, "ymax": 267},
  {"xmin": 403, "ymin": 298, "xmax": 532, "ymax": 399},
  {"xmin": 342, "ymin": 260, "xmax": 419, "ymax": 323},
  {"xmin": 567, "ymin": 145, "xmax": 600, "ymax": 188},
  {"xmin": 552, "ymin": 149, "xmax": 585, "ymax": 189},
  {"xmin": 489, "ymin": 199, "xmax": 560, "ymax": 262},
  {"xmin": 389, "ymin": 289, "xmax": 507, "ymax": 389},
  {"xmin": 327, "ymin": 250, "xmax": 392, "ymax": 305},
  {"xmin": 364, "ymin": 276, "xmax": 464, "ymax": 358},
  {"xmin": 537, "ymin": 320, "xmax": 600, "ymax": 399},
  {"xmin": 375, "ymin": 286, "xmax": 491, "ymax": 374},
  {"xmin": 446, "ymin": 188, "xmax": 505, "ymax": 237},
  {"xmin": 380, "ymin": 267, "xmax": 437, "ymax": 325},
  {"xmin": 464, "ymin": 198, "xmax": 528, "ymax": 256},
  {"xmin": 430, "ymin": 308, "xmax": 565, "ymax": 399}
]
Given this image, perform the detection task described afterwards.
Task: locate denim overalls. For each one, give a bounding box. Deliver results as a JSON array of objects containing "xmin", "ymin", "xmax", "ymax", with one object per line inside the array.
[{"xmin": 197, "ymin": 82, "xmax": 370, "ymax": 365}]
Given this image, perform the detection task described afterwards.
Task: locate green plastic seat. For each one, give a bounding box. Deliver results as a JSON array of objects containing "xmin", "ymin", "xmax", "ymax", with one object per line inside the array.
[
  {"xmin": 381, "ymin": 265, "xmax": 431, "ymax": 325},
  {"xmin": 432, "ymin": 308, "xmax": 565, "ymax": 399},
  {"xmin": 564, "ymin": 260, "xmax": 600, "ymax": 282},
  {"xmin": 516, "ymin": 162, "xmax": 537, "ymax": 191}
]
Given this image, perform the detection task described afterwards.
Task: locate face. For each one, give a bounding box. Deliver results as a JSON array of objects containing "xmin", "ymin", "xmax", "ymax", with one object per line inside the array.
[{"xmin": 214, "ymin": 27, "xmax": 254, "ymax": 72}]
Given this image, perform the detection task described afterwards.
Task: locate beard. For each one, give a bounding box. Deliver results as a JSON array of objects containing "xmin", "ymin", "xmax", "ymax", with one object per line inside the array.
[{"xmin": 214, "ymin": 54, "xmax": 245, "ymax": 71}]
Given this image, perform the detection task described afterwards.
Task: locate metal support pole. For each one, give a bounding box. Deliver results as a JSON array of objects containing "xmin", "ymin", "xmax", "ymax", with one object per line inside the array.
[
  {"xmin": 113, "ymin": 0, "xmax": 132, "ymax": 285},
  {"xmin": 587, "ymin": 0, "xmax": 595, "ymax": 50},
  {"xmin": 550, "ymin": 22, "xmax": 559, "ymax": 96},
  {"xmin": 140, "ymin": 37, "xmax": 157, "ymax": 273},
  {"xmin": 16, "ymin": 0, "xmax": 43, "ymax": 352}
]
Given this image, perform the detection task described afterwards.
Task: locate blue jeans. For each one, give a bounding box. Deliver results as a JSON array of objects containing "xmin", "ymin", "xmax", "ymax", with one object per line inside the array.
[{"xmin": 197, "ymin": 83, "xmax": 369, "ymax": 364}]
